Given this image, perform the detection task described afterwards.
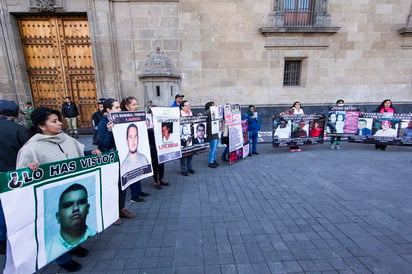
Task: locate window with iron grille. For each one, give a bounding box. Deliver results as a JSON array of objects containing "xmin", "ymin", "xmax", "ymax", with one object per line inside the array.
[{"xmin": 283, "ymin": 60, "xmax": 301, "ymax": 86}]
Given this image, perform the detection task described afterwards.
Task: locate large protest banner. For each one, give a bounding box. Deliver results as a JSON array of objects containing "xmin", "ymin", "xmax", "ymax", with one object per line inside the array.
[
  {"xmin": 111, "ymin": 111, "xmax": 153, "ymax": 190},
  {"xmin": 223, "ymin": 104, "xmax": 247, "ymax": 164},
  {"xmin": 151, "ymin": 107, "xmax": 182, "ymax": 163},
  {"xmin": 273, "ymin": 114, "xmax": 326, "ymax": 148},
  {"xmin": 348, "ymin": 113, "xmax": 412, "ymax": 146},
  {"xmin": 0, "ymin": 152, "xmax": 119, "ymax": 273},
  {"xmin": 181, "ymin": 115, "xmax": 209, "ymax": 156},
  {"xmin": 325, "ymin": 106, "xmax": 360, "ymax": 137}
]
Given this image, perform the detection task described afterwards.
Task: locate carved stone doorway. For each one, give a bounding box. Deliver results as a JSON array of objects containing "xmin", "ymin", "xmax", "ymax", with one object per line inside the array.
[{"xmin": 18, "ymin": 15, "xmax": 97, "ymax": 129}]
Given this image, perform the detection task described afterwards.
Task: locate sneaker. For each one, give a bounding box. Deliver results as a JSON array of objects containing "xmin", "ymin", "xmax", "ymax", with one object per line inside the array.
[
  {"xmin": 252, "ymin": 152, "xmax": 259, "ymax": 155},
  {"xmin": 119, "ymin": 208, "xmax": 135, "ymax": 218},
  {"xmin": 330, "ymin": 144, "xmax": 335, "ymax": 150},
  {"xmin": 221, "ymin": 157, "xmax": 229, "ymax": 162},
  {"xmin": 335, "ymin": 145, "xmax": 340, "ymax": 150},
  {"xmin": 59, "ymin": 259, "xmax": 82, "ymax": 272},
  {"xmin": 208, "ymin": 163, "xmax": 217, "ymax": 168},
  {"xmin": 181, "ymin": 172, "xmax": 189, "ymax": 176},
  {"xmin": 130, "ymin": 197, "xmax": 145, "ymax": 203},
  {"xmin": 214, "ymin": 161, "xmax": 220, "ymax": 166},
  {"xmin": 139, "ymin": 192, "xmax": 150, "ymax": 197},
  {"xmin": 188, "ymin": 169, "xmax": 196, "ymax": 174},
  {"xmin": 71, "ymin": 246, "xmax": 89, "ymax": 257}
]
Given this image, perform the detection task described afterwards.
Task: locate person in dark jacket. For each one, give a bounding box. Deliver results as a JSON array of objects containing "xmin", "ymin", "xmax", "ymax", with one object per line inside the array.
[
  {"xmin": 91, "ymin": 98, "xmax": 105, "ymax": 145},
  {"xmin": 0, "ymin": 99, "xmax": 28, "ymax": 254},
  {"xmin": 97, "ymin": 98, "xmax": 135, "ymax": 225},
  {"xmin": 204, "ymin": 102, "xmax": 220, "ymax": 168},
  {"xmin": 62, "ymin": 96, "xmax": 79, "ymax": 138},
  {"xmin": 242, "ymin": 105, "xmax": 261, "ymax": 156}
]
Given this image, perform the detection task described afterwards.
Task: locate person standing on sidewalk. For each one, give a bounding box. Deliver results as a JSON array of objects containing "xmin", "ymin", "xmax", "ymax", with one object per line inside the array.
[
  {"xmin": 16, "ymin": 107, "xmax": 101, "ymax": 272},
  {"xmin": 97, "ymin": 98, "xmax": 135, "ymax": 225},
  {"xmin": 179, "ymin": 100, "xmax": 196, "ymax": 175},
  {"xmin": 20, "ymin": 101, "xmax": 35, "ymax": 127},
  {"xmin": 204, "ymin": 101, "xmax": 220, "ymax": 167},
  {"xmin": 0, "ymin": 100, "xmax": 28, "ymax": 255},
  {"xmin": 91, "ymin": 98, "xmax": 105, "ymax": 145},
  {"xmin": 374, "ymin": 99, "xmax": 396, "ymax": 151},
  {"xmin": 62, "ymin": 96, "xmax": 79, "ymax": 138},
  {"xmin": 120, "ymin": 96, "xmax": 151, "ymax": 201},
  {"xmin": 329, "ymin": 99, "xmax": 344, "ymax": 150},
  {"xmin": 286, "ymin": 101, "xmax": 304, "ymax": 152},
  {"xmin": 242, "ymin": 105, "xmax": 261, "ymax": 156}
]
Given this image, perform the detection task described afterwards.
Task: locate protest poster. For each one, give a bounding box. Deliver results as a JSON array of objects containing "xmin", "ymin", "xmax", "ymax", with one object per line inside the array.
[
  {"xmin": 181, "ymin": 115, "xmax": 209, "ymax": 156},
  {"xmin": 0, "ymin": 152, "xmax": 119, "ymax": 273},
  {"xmin": 223, "ymin": 104, "xmax": 247, "ymax": 164},
  {"xmin": 151, "ymin": 107, "xmax": 182, "ymax": 163},
  {"xmin": 325, "ymin": 106, "xmax": 360, "ymax": 137},
  {"xmin": 348, "ymin": 113, "xmax": 412, "ymax": 146},
  {"xmin": 111, "ymin": 111, "xmax": 152, "ymax": 190},
  {"xmin": 273, "ymin": 114, "xmax": 326, "ymax": 148}
]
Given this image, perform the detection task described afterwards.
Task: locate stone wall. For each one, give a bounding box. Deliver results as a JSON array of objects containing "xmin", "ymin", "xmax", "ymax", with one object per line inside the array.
[{"xmin": 0, "ymin": 0, "xmax": 411, "ymax": 111}]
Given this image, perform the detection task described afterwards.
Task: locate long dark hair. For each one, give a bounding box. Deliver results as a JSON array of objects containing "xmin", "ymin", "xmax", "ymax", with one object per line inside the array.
[
  {"xmin": 205, "ymin": 101, "xmax": 214, "ymax": 111},
  {"xmin": 180, "ymin": 100, "xmax": 189, "ymax": 110},
  {"xmin": 120, "ymin": 96, "xmax": 137, "ymax": 111},
  {"xmin": 29, "ymin": 107, "xmax": 62, "ymax": 137},
  {"xmin": 375, "ymin": 99, "xmax": 396, "ymax": 113}
]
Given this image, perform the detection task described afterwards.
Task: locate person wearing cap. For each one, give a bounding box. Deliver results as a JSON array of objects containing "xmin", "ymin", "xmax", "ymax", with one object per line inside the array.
[
  {"xmin": 91, "ymin": 98, "xmax": 105, "ymax": 145},
  {"xmin": 329, "ymin": 99, "xmax": 344, "ymax": 150},
  {"xmin": 20, "ymin": 101, "xmax": 35, "ymax": 127},
  {"xmin": 62, "ymin": 96, "xmax": 79, "ymax": 138},
  {"xmin": 0, "ymin": 99, "xmax": 29, "ymax": 254},
  {"xmin": 171, "ymin": 94, "xmax": 184, "ymax": 107}
]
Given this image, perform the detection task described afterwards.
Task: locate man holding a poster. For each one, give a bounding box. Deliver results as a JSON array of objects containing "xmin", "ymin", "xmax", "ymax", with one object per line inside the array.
[
  {"xmin": 47, "ymin": 183, "xmax": 97, "ymax": 262},
  {"xmin": 121, "ymin": 123, "xmax": 150, "ymax": 186}
]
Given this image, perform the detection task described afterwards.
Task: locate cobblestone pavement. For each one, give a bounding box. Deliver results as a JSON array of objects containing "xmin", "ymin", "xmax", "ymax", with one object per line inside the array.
[{"xmin": 6, "ymin": 136, "xmax": 412, "ymax": 273}]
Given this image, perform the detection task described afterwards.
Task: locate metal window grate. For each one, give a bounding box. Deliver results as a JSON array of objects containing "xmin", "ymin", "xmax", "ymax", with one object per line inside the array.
[{"xmin": 283, "ymin": 60, "xmax": 301, "ymax": 86}]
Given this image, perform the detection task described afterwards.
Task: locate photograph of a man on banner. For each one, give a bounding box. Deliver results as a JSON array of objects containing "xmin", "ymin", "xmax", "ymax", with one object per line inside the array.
[
  {"xmin": 111, "ymin": 111, "xmax": 152, "ymax": 190},
  {"xmin": 151, "ymin": 107, "xmax": 182, "ymax": 163},
  {"xmin": 43, "ymin": 179, "xmax": 98, "ymax": 263}
]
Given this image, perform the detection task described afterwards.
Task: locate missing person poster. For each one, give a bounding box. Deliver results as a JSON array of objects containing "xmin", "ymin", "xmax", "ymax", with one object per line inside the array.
[
  {"xmin": 348, "ymin": 113, "xmax": 412, "ymax": 146},
  {"xmin": 273, "ymin": 114, "xmax": 326, "ymax": 147},
  {"xmin": 111, "ymin": 111, "xmax": 153, "ymax": 190},
  {"xmin": 0, "ymin": 152, "xmax": 119, "ymax": 273},
  {"xmin": 326, "ymin": 106, "xmax": 360, "ymax": 137},
  {"xmin": 151, "ymin": 107, "xmax": 182, "ymax": 163},
  {"xmin": 181, "ymin": 115, "xmax": 209, "ymax": 156},
  {"xmin": 224, "ymin": 104, "xmax": 247, "ymax": 164}
]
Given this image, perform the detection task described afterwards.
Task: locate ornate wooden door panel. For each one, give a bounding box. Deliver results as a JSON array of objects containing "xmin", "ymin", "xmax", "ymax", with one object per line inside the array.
[{"xmin": 18, "ymin": 15, "xmax": 97, "ymax": 128}]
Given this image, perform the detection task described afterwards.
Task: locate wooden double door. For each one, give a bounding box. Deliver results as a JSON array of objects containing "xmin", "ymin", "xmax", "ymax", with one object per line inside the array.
[{"xmin": 18, "ymin": 15, "xmax": 97, "ymax": 129}]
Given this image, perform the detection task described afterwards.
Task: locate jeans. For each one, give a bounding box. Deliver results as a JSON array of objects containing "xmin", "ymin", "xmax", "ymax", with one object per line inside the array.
[
  {"xmin": 208, "ymin": 139, "xmax": 218, "ymax": 164},
  {"xmin": 180, "ymin": 155, "xmax": 193, "ymax": 172},
  {"xmin": 221, "ymin": 146, "xmax": 229, "ymax": 159},
  {"xmin": 130, "ymin": 181, "xmax": 142, "ymax": 199},
  {"xmin": 249, "ymin": 131, "xmax": 258, "ymax": 153}
]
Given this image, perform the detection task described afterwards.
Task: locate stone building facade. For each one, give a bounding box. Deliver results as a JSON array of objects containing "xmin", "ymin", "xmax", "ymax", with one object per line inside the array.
[{"xmin": 0, "ymin": 0, "xmax": 411, "ymax": 119}]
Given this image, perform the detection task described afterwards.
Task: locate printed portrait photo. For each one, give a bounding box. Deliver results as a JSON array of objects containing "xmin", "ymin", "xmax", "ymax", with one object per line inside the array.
[{"xmin": 35, "ymin": 173, "xmax": 101, "ymax": 265}]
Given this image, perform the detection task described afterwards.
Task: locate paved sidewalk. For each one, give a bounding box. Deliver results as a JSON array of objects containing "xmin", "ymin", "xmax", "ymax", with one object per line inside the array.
[{"xmin": 8, "ymin": 136, "xmax": 412, "ymax": 273}]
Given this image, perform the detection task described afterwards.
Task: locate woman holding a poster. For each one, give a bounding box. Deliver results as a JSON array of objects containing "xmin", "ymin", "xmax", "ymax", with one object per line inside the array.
[
  {"xmin": 16, "ymin": 107, "xmax": 101, "ymax": 272},
  {"xmin": 374, "ymin": 99, "xmax": 396, "ymax": 151},
  {"xmin": 179, "ymin": 100, "xmax": 196, "ymax": 176},
  {"xmin": 97, "ymin": 98, "xmax": 135, "ymax": 224},
  {"xmin": 120, "ymin": 96, "xmax": 151, "ymax": 200}
]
